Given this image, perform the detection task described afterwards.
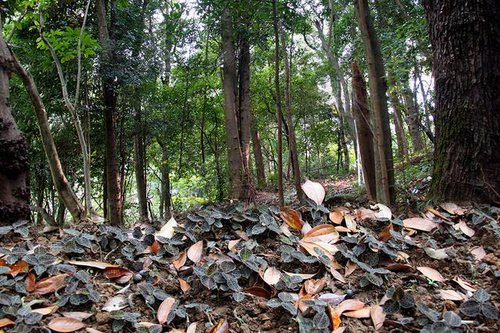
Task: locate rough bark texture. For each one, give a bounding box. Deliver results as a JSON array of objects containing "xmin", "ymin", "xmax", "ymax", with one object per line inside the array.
[
  {"xmin": 221, "ymin": 9, "xmax": 244, "ymax": 199},
  {"xmin": 251, "ymin": 121, "xmax": 266, "ymax": 187},
  {"xmin": 402, "ymin": 83, "xmax": 424, "ymax": 152},
  {"xmin": 133, "ymin": 97, "xmax": 148, "ymax": 222},
  {"xmin": 159, "ymin": 144, "xmax": 171, "ymax": 219},
  {"xmin": 280, "ymin": 28, "xmax": 303, "ymax": 200},
  {"xmin": 0, "ymin": 29, "xmax": 30, "ymax": 224},
  {"xmin": 424, "ymin": 0, "xmax": 500, "ymax": 203},
  {"xmin": 352, "ymin": 61, "xmax": 377, "ymax": 201},
  {"xmin": 272, "ymin": 0, "xmax": 284, "ymax": 207},
  {"xmin": 97, "ymin": 0, "xmax": 123, "ymax": 225},
  {"xmin": 388, "ymin": 90, "xmax": 409, "ymax": 160},
  {"xmin": 355, "ymin": 0, "xmax": 396, "ymax": 205}
]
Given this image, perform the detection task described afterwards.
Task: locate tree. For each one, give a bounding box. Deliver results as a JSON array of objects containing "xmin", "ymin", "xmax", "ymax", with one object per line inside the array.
[
  {"xmin": 0, "ymin": 18, "xmax": 29, "ymax": 224},
  {"xmin": 424, "ymin": 0, "xmax": 500, "ymax": 203},
  {"xmin": 354, "ymin": 0, "xmax": 395, "ymax": 205}
]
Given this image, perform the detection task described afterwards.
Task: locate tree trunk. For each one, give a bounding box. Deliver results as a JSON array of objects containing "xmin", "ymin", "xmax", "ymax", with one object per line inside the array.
[
  {"xmin": 133, "ymin": 97, "xmax": 148, "ymax": 222},
  {"xmin": 159, "ymin": 143, "xmax": 171, "ymax": 219},
  {"xmin": 402, "ymin": 82, "xmax": 424, "ymax": 152},
  {"xmin": 0, "ymin": 22, "xmax": 30, "ymax": 224},
  {"xmin": 388, "ymin": 90, "xmax": 409, "ymax": 160},
  {"xmin": 96, "ymin": 0, "xmax": 122, "ymax": 225},
  {"xmin": 1, "ymin": 29, "xmax": 84, "ymax": 221},
  {"xmin": 351, "ymin": 60, "xmax": 377, "ymax": 201},
  {"xmin": 221, "ymin": 8, "xmax": 244, "ymax": 199},
  {"xmin": 251, "ymin": 121, "xmax": 266, "ymax": 187},
  {"xmin": 237, "ymin": 30, "xmax": 254, "ymax": 200},
  {"xmin": 424, "ymin": 0, "xmax": 500, "ymax": 203},
  {"xmin": 272, "ymin": 0, "xmax": 284, "ymax": 207},
  {"xmin": 280, "ymin": 27, "xmax": 303, "ymax": 200},
  {"xmin": 354, "ymin": 0, "xmax": 395, "ymax": 205}
]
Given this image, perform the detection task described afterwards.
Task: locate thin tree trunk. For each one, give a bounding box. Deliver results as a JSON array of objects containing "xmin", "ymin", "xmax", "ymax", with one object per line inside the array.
[
  {"xmin": 0, "ymin": 20, "xmax": 30, "ymax": 224},
  {"xmin": 388, "ymin": 90, "xmax": 409, "ymax": 160},
  {"xmin": 96, "ymin": 0, "xmax": 122, "ymax": 225},
  {"xmin": 355, "ymin": 0, "xmax": 395, "ymax": 205},
  {"xmin": 424, "ymin": 0, "xmax": 500, "ymax": 203},
  {"xmin": 402, "ymin": 82, "xmax": 424, "ymax": 152},
  {"xmin": 351, "ymin": 60, "xmax": 377, "ymax": 201},
  {"xmin": 272, "ymin": 0, "xmax": 284, "ymax": 207},
  {"xmin": 251, "ymin": 121, "xmax": 266, "ymax": 187},
  {"xmin": 1, "ymin": 32, "xmax": 84, "ymax": 221},
  {"xmin": 159, "ymin": 143, "xmax": 171, "ymax": 219},
  {"xmin": 133, "ymin": 97, "xmax": 148, "ymax": 222},
  {"xmin": 280, "ymin": 27, "xmax": 303, "ymax": 200}
]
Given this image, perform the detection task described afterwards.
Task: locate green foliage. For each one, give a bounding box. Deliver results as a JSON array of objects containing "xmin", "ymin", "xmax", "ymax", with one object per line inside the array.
[{"xmin": 36, "ymin": 27, "xmax": 99, "ymax": 63}]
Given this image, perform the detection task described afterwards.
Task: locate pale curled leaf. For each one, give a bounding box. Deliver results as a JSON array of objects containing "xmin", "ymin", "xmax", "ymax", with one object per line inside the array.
[
  {"xmin": 372, "ymin": 204, "xmax": 392, "ymax": 219},
  {"xmin": 157, "ymin": 297, "xmax": 176, "ymax": 324},
  {"xmin": 263, "ymin": 267, "xmax": 281, "ymax": 286},
  {"xmin": 47, "ymin": 317, "xmax": 86, "ymax": 332},
  {"xmin": 156, "ymin": 216, "xmax": 178, "ymax": 240},
  {"xmin": 102, "ymin": 296, "xmax": 128, "ymax": 312},
  {"xmin": 187, "ymin": 240, "xmax": 204, "ymax": 263},
  {"xmin": 403, "ymin": 217, "xmax": 437, "ymax": 232},
  {"xmin": 301, "ymin": 179, "xmax": 325, "ymax": 205},
  {"xmin": 370, "ymin": 305, "xmax": 385, "ymax": 331},
  {"xmin": 417, "ymin": 266, "xmax": 446, "ymax": 282},
  {"xmin": 68, "ymin": 260, "xmax": 119, "ymax": 270},
  {"xmin": 470, "ymin": 246, "xmax": 486, "ymax": 261},
  {"xmin": 439, "ymin": 289, "xmax": 466, "ymax": 301}
]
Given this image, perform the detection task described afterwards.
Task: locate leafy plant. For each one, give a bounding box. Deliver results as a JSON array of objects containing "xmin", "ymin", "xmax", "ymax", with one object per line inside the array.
[
  {"xmin": 382, "ymin": 286, "xmax": 415, "ymax": 314},
  {"xmin": 459, "ymin": 288, "xmax": 498, "ymax": 319}
]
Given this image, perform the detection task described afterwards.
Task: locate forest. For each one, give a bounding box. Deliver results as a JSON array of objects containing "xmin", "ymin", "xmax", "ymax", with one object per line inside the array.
[{"xmin": 0, "ymin": 0, "xmax": 498, "ymax": 332}]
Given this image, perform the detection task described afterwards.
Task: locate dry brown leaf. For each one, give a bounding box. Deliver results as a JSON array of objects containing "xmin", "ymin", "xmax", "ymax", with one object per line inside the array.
[
  {"xmin": 186, "ymin": 322, "xmax": 200, "ymax": 333},
  {"xmin": 34, "ymin": 273, "xmax": 69, "ymax": 295},
  {"xmin": 32, "ymin": 305, "xmax": 58, "ymax": 316},
  {"xmin": 173, "ymin": 251, "xmax": 187, "ymax": 270},
  {"xmin": 336, "ymin": 299, "xmax": 366, "ymax": 315},
  {"xmin": 103, "ymin": 267, "xmax": 132, "ymax": 279},
  {"xmin": 283, "ymin": 271, "xmax": 317, "ymax": 280},
  {"xmin": 417, "ymin": 266, "xmax": 446, "ymax": 282},
  {"xmin": 329, "ymin": 207, "xmax": 348, "ymax": 224},
  {"xmin": 439, "ymin": 289, "xmax": 466, "ymax": 301},
  {"xmin": 344, "ymin": 261, "xmax": 357, "ymax": 277},
  {"xmin": 187, "ymin": 240, "xmax": 204, "ymax": 263},
  {"xmin": 47, "ymin": 317, "xmax": 86, "ymax": 332},
  {"xmin": 330, "ymin": 268, "xmax": 346, "ymax": 283},
  {"xmin": 303, "ymin": 224, "xmax": 339, "ymax": 243},
  {"xmin": 86, "ymin": 328, "xmax": 105, "ymax": 333},
  {"xmin": 301, "ymin": 179, "xmax": 326, "ymax": 205},
  {"xmin": 356, "ymin": 207, "xmax": 376, "ymax": 220},
  {"xmin": 327, "ymin": 304, "xmax": 342, "ymax": 329},
  {"xmin": 440, "ymin": 203, "xmax": 466, "ymax": 215},
  {"xmin": 263, "ymin": 267, "xmax": 281, "ymax": 286},
  {"xmin": 0, "ymin": 318, "xmax": 15, "ymax": 328},
  {"xmin": 157, "ymin": 297, "xmax": 176, "ymax": 324},
  {"xmin": 426, "ymin": 207, "xmax": 451, "ymax": 222},
  {"xmin": 9, "ymin": 260, "xmax": 29, "ymax": 277},
  {"xmin": 453, "ymin": 276, "xmax": 476, "ymax": 292},
  {"xmin": 343, "ymin": 307, "xmax": 371, "ymax": 318},
  {"xmin": 334, "ymin": 226, "xmax": 352, "ymax": 233},
  {"xmin": 299, "ymin": 240, "xmax": 337, "ymax": 260},
  {"xmin": 403, "ymin": 217, "xmax": 438, "ymax": 232},
  {"xmin": 156, "ymin": 216, "xmax": 178, "ymax": 240},
  {"xmin": 178, "ymin": 278, "xmax": 191, "ymax": 293},
  {"xmin": 370, "ymin": 305, "xmax": 385, "ymax": 331},
  {"xmin": 304, "ymin": 277, "xmax": 326, "ymax": 295},
  {"xmin": 209, "ymin": 318, "xmax": 229, "ymax": 333},
  {"xmin": 470, "ymin": 246, "xmax": 486, "ymax": 261},
  {"xmin": 344, "ymin": 214, "xmax": 358, "ymax": 232},
  {"xmin": 227, "ymin": 239, "xmax": 241, "ymax": 253},
  {"xmin": 25, "ymin": 272, "xmax": 36, "ymax": 292},
  {"xmin": 280, "ymin": 206, "xmax": 304, "ymax": 230},
  {"xmin": 454, "ymin": 221, "xmax": 474, "ymax": 237},
  {"xmin": 378, "ymin": 223, "xmax": 393, "ymax": 241},
  {"xmin": 372, "ymin": 204, "xmax": 392, "ymax": 219},
  {"xmin": 67, "ymin": 260, "xmax": 119, "ymax": 269}
]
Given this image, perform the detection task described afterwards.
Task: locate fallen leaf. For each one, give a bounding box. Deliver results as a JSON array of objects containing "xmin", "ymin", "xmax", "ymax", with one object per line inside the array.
[
  {"xmin": 426, "ymin": 207, "xmax": 451, "ymax": 221},
  {"xmin": 440, "ymin": 203, "xmax": 466, "ymax": 215},
  {"xmin": 319, "ymin": 293, "xmax": 346, "ymax": 306},
  {"xmin": 439, "ymin": 289, "xmax": 466, "ymax": 301},
  {"xmin": 9, "ymin": 260, "xmax": 29, "ymax": 277},
  {"xmin": 280, "ymin": 206, "xmax": 304, "ymax": 230},
  {"xmin": 327, "ymin": 304, "xmax": 341, "ymax": 329},
  {"xmin": 62, "ymin": 312, "xmax": 94, "ymax": 320},
  {"xmin": 209, "ymin": 318, "xmax": 229, "ymax": 333},
  {"xmin": 304, "ymin": 277, "xmax": 326, "ymax": 295},
  {"xmin": 336, "ymin": 299, "xmax": 366, "ymax": 315},
  {"xmin": 47, "ymin": 317, "xmax": 86, "ymax": 332},
  {"xmin": 470, "ymin": 246, "xmax": 486, "ymax": 261},
  {"xmin": 263, "ymin": 267, "xmax": 281, "ymax": 286},
  {"xmin": 333, "ymin": 327, "xmax": 346, "ymax": 333},
  {"xmin": 343, "ymin": 306, "xmax": 371, "ymax": 318},
  {"xmin": 149, "ymin": 240, "xmax": 161, "ymax": 254},
  {"xmin": 68, "ymin": 260, "xmax": 119, "ymax": 269},
  {"xmin": 357, "ymin": 207, "xmax": 376, "ymax": 220},
  {"xmin": 370, "ymin": 305, "xmax": 385, "ymax": 331},
  {"xmin": 424, "ymin": 247, "xmax": 450, "ymax": 260},
  {"xmin": 103, "ymin": 267, "xmax": 132, "ymax": 279},
  {"xmin": 403, "ymin": 217, "xmax": 438, "ymax": 232},
  {"xmin": 25, "ymin": 272, "xmax": 36, "ymax": 292},
  {"xmin": 85, "ymin": 328, "xmax": 105, "ymax": 333},
  {"xmin": 344, "ymin": 261, "xmax": 357, "ymax": 277},
  {"xmin": 0, "ymin": 318, "xmax": 15, "ymax": 328},
  {"xmin": 453, "ymin": 276, "xmax": 476, "ymax": 292},
  {"xmin": 454, "ymin": 221, "xmax": 474, "ymax": 237},
  {"xmin": 157, "ymin": 297, "xmax": 176, "ymax": 324},
  {"xmin": 244, "ymin": 286, "xmax": 272, "ymax": 299},
  {"xmin": 303, "ymin": 224, "xmax": 339, "ymax": 243},
  {"xmin": 187, "ymin": 322, "xmax": 200, "ymax": 333},
  {"xmin": 179, "ymin": 278, "xmax": 191, "ymax": 293},
  {"xmin": 187, "ymin": 240, "xmax": 204, "ymax": 263},
  {"xmin": 301, "ymin": 179, "xmax": 325, "ymax": 205},
  {"xmin": 156, "ymin": 216, "xmax": 178, "ymax": 240},
  {"xmin": 34, "ymin": 273, "xmax": 69, "ymax": 295},
  {"xmin": 299, "ymin": 240, "xmax": 338, "ymax": 260},
  {"xmin": 417, "ymin": 266, "xmax": 445, "ymax": 282},
  {"xmin": 32, "ymin": 305, "xmax": 58, "ymax": 315},
  {"xmin": 378, "ymin": 223, "xmax": 393, "ymax": 241},
  {"xmin": 227, "ymin": 239, "xmax": 241, "ymax": 253},
  {"xmin": 330, "ymin": 268, "xmax": 346, "ymax": 283},
  {"xmin": 383, "ymin": 263, "xmax": 412, "ymax": 271},
  {"xmin": 372, "ymin": 204, "xmax": 392, "ymax": 219},
  {"xmin": 329, "ymin": 207, "xmax": 348, "ymax": 224},
  {"xmin": 173, "ymin": 251, "xmax": 187, "ymax": 270},
  {"xmin": 102, "ymin": 296, "xmax": 128, "ymax": 312}
]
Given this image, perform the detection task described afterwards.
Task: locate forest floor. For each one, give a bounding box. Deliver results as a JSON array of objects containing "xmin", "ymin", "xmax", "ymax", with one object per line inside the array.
[{"xmin": 0, "ymin": 175, "xmax": 499, "ymax": 333}]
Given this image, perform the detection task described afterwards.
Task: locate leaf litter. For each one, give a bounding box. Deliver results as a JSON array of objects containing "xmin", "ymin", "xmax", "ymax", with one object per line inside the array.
[{"xmin": 0, "ymin": 182, "xmax": 498, "ymax": 332}]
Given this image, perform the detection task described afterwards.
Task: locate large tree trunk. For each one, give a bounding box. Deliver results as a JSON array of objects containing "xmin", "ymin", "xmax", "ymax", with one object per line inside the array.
[
  {"xmin": 0, "ymin": 23, "xmax": 30, "ymax": 224},
  {"xmin": 1, "ymin": 29, "xmax": 84, "ymax": 221},
  {"xmin": 355, "ymin": 0, "xmax": 395, "ymax": 205},
  {"xmin": 272, "ymin": 0, "xmax": 284, "ymax": 207},
  {"xmin": 280, "ymin": 28, "xmax": 303, "ymax": 200},
  {"xmin": 424, "ymin": 0, "xmax": 500, "ymax": 203},
  {"xmin": 237, "ymin": 30, "xmax": 254, "ymax": 201},
  {"xmin": 351, "ymin": 61, "xmax": 377, "ymax": 201},
  {"xmin": 96, "ymin": 0, "xmax": 122, "ymax": 225},
  {"xmin": 221, "ymin": 8, "xmax": 244, "ymax": 199}
]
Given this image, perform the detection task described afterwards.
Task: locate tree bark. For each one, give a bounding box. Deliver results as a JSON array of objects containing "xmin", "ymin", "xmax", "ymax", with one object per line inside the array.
[
  {"xmin": 402, "ymin": 82, "xmax": 424, "ymax": 152},
  {"xmin": 272, "ymin": 0, "xmax": 284, "ymax": 207},
  {"xmin": 280, "ymin": 27, "xmax": 303, "ymax": 200},
  {"xmin": 133, "ymin": 97, "xmax": 148, "ymax": 222},
  {"xmin": 388, "ymin": 90, "xmax": 409, "ymax": 160},
  {"xmin": 355, "ymin": 0, "xmax": 395, "ymax": 205},
  {"xmin": 351, "ymin": 61, "xmax": 377, "ymax": 201},
  {"xmin": 251, "ymin": 120, "xmax": 266, "ymax": 187},
  {"xmin": 96, "ymin": 0, "xmax": 123, "ymax": 225},
  {"xmin": 0, "ymin": 21, "xmax": 30, "ymax": 224},
  {"xmin": 424, "ymin": 0, "xmax": 500, "ymax": 203},
  {"xmin": 159, "ymin": 143, "xmax": 171, "ymax": 219}
]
